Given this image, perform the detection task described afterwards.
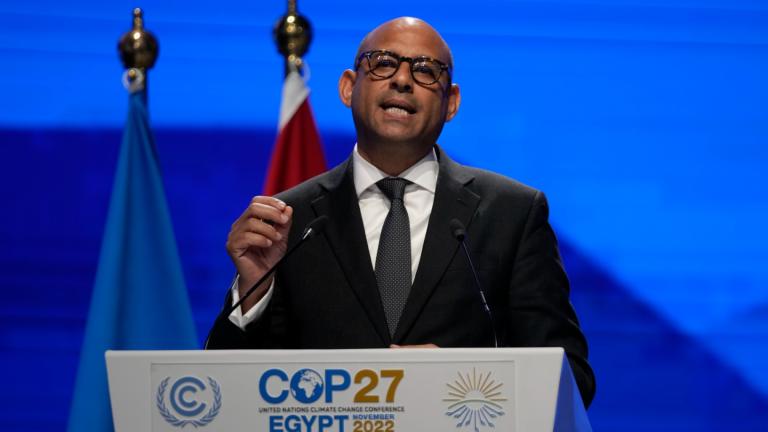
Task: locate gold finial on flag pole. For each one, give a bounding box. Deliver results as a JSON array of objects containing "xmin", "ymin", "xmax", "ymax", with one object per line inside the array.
[
  {"xmin": 273, "ymin": 0, "xmax": 312, "ymax": 75},
  {"xmin": 118, "ymin": 8, "xmax": 159, "ymax": 91}
]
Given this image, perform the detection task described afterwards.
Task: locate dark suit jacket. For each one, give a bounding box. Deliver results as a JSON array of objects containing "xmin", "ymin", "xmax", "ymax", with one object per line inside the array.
[{"xmin": 207, "ymin": 147, "xmax": 595, "ymax": 407}]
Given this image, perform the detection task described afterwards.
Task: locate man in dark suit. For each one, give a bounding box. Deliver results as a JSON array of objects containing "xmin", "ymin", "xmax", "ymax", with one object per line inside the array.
[{"xmin": 207, "ymin": 17, "xmax": 595, "ymax": 407}]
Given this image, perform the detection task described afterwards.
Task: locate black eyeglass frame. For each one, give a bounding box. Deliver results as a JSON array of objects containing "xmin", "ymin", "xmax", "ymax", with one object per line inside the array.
[{"xmin": 355, "ymin": 50, "xmax": 452, "ymax": 85}]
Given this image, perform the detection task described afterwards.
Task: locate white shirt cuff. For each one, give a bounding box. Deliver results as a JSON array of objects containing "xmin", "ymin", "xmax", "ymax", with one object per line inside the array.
[{"xmin": 227, "ymin": 274, "xmax": 275, "ymax": 330}]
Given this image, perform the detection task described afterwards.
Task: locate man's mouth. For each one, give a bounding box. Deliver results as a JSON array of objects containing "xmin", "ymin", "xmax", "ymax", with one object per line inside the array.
[{"xmin": 380, "ymin": 99, "xmax": 416, "ymax": 116}]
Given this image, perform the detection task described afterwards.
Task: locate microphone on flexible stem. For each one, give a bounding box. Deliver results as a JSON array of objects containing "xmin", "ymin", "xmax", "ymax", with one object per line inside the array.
[
  {"xmin": 225, "ymin": 215, "xmax": 328, "ymax": 317},
  {"xmin": 449, "ymin": 218, "xmax": 499, "ymax": 348}
]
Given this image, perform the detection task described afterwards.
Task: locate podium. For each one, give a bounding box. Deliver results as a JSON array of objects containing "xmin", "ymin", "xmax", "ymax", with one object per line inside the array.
[{"xmin": 106, "ymin": 348, "xmax": 591, "ymax": 431}]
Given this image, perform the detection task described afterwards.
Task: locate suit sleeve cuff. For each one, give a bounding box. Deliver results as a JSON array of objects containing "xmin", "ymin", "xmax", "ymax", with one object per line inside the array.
[{"xmin": 227, "ymin": 275, "xmax": 274, "ymax": 330}]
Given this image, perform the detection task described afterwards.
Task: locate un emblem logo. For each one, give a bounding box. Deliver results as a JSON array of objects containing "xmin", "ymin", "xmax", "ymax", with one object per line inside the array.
[{"xmin": 156, "ymin": 376, "xmax": 222, "ymax": 428}]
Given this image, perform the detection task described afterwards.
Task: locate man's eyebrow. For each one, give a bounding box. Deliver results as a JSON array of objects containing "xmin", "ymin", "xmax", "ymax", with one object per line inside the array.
[{"xmin": 372, "ymin": 49, "xmax": 449, "ymax": 62}]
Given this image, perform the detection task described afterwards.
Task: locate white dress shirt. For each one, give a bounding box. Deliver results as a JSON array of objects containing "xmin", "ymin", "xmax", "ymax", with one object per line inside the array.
[{"xmin": 228, "ymin": 145, "xmax": 439, "ymax": 330}]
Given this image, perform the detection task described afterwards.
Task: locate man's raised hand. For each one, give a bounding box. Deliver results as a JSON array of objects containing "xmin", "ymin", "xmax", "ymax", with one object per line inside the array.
[{"xmin": 226, "ymin": 196, "xmax": 293, "ymax": 312}]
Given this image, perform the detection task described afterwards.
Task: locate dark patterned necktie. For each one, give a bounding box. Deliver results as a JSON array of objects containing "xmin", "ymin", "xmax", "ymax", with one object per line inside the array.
[{"xmin": 375, "ymin": 177, "xmax": 412, "ymax": 337}]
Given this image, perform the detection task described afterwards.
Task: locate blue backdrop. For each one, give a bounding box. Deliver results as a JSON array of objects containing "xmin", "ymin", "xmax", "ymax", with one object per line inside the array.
[{"xmin": 1, "ymin": 1, "xmax": 767, "ymax": 430}]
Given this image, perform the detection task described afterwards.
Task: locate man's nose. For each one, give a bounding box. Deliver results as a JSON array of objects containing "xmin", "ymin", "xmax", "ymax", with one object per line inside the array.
[{"xmin": 389, "ymin": 61, "xmax": 413, "ymax": 92}]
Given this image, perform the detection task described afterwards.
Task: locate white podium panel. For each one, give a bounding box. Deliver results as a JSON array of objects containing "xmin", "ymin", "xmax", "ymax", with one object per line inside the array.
[{"xmin": 106, "ymin": 348, "xmax": 590, "ymax": 432}]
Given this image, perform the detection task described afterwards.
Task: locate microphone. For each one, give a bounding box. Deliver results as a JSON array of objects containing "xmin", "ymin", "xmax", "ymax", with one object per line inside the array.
[
  {"xmin": 225, "ymin": 215, "xmax": 328, "ymax": 317},
  {"xmin": 449, "ymin": 218, "xmax": 499, "ymax": 348}
]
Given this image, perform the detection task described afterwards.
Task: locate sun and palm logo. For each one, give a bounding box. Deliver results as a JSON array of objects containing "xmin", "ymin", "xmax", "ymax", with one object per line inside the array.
[{"xmin": 443, "ymin": 368, "xmax": 506, "ymax": 432}]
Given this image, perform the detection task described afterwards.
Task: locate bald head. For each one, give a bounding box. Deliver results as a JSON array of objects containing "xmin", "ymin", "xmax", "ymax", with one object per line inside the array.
[
  {"xmin": 354, "ymin": 17, "xmax": 454, "ymax": 71},
  {"xmin": 339, "ymin": 16, "xmax": 461, "ymax": 175}
]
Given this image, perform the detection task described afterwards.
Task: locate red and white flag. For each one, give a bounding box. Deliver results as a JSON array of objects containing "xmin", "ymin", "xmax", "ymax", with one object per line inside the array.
[{"xmin": 263, "ymin": 69, "xmax": 327, "ymax": 195}]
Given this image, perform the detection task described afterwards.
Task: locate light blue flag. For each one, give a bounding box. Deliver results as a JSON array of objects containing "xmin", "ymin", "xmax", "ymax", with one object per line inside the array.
[{"xmin": 67, "ymin": 87, "xmax": 198, "ymax": 431}]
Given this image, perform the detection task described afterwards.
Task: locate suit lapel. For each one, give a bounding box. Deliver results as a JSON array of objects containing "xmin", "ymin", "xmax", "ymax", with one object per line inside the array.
[
  {"xmin": 310, "ymin": 158, "xmax": 391, "ymax": 345},
  {"xmin": 393, "ymin": 148, "xmax": 481, "ymax": 342}
]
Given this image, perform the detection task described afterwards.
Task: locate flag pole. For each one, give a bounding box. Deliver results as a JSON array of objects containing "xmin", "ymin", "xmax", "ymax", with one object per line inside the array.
[
  {"xmin": 273, "ymin": 0, "xmax": 312, "ymax": 76},
  {"xmin": 262, "ymin": 0, "xmax": 327, "ymax": 195},
  {"xmin": 117, "ymin": 8, "xmax": 158, "ymax": 93},
  {"xmin": 68, "ymin": 8, "xmax": 197, "ymax": 432}
]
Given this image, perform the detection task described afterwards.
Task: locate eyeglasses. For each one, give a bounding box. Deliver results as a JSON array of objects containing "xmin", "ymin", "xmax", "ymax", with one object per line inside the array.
[{"xmin": 355, "ymin": 50, "xmax": 451, "ymax": 85}]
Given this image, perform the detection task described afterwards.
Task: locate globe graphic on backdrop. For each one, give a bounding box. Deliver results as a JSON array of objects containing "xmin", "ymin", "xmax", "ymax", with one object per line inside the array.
[{"xmin": 289, "ymin": 369, "xmax": 324, "ymax": 403}]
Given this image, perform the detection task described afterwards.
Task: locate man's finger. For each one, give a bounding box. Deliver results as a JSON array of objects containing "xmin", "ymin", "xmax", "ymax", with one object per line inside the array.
[
  {"xmin": 245, "ymin": 202, "xmax": 289, "ymax": 225},
  {"xmin": 240, "ymin": 218, "xmax": 283, "ymax": 241},
  {"xmin": 227, "ymin": 231, "xmax": 274, "ymax": 251},
  {"xmin": 250, "ymin": 195, "xmax": 287, "ymax": 210}
]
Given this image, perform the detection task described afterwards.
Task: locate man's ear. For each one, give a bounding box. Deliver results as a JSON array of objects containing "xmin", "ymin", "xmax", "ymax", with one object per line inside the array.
[
  {"xmin": 338, "ymin": 69, "xmax": 357, "ymax": 107},
  {"xmin": 445, "ymin": 83, "xmax": 461, "ymax": 122}
]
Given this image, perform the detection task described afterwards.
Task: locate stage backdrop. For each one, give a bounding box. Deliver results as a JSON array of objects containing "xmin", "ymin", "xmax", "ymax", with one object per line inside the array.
[{"xmin": 1, "ymin": 1, "xmax": 767, "ymax": 430}]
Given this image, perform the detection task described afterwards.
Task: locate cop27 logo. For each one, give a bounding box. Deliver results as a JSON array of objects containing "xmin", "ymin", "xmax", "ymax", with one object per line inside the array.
[
  {"xmin": 259, "ymin": 368, "xmax": 404, "ymax": 403},
  {"xmin": 156, "ymin": 376, "xmax": 221, "ymax": 428},
  {"xmin": 443, "ymin": 369, "xmax": 506, "ymax": 432}
]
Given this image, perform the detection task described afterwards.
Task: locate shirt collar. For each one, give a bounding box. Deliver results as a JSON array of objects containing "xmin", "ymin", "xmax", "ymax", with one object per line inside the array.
[{"xmin": 352, "ymin": 144, "xmax": 439, "ymax": 197}]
